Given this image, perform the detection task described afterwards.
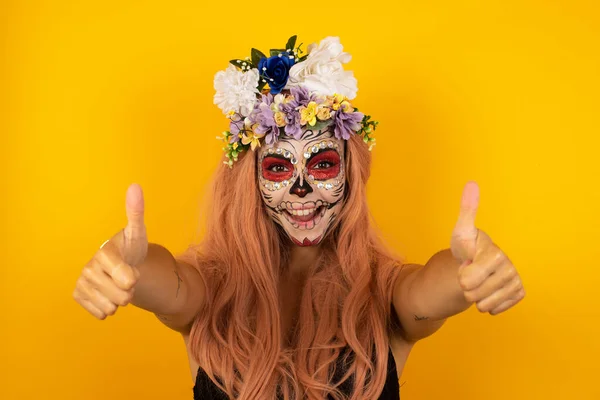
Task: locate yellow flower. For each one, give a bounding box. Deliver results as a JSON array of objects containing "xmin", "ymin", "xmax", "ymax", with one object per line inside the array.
[
  {"xmin": 329, "ymin": 93, "xmax": 346, "ymax": 111},
  {"xmin": 317, "ymin": 106, "xmax": 331, "ymax": 121},
  {"xmin": 232, "ymin": 142, "xmax": 239, "ymax": 150},
  {"xmin": 241, "ymin": 130, "xmax": 266, "ymax": 151},
  {"xmin": 300, "ymin": 101, "xmax": 318, "ymax": 126},
  {"xmin": 274, "ymin": 111, "xmax": 287, "ymax": 127},
  {"xmin": 340, "ymin": 100, "xmax": 354, "ymax": 113}
]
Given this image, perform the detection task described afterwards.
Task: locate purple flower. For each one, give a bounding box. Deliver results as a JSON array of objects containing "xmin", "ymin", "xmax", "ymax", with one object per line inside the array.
[
  {"xmin": 334, "ymin": 110, "xmax": 364, "ymax": 140},
  {"xmin": 258, "ymin": 55, "xmax": 295, "ymax": 94},
  {"xmin": 276, "ymin": 101, "xmax": 300, "ymax": 139},
  {"xmin": 253, "ymin": 102, "xmax": 280, "ymax": 144},
  {"xmin": 229, "ymin": 119, "xmax": 243, "ymax": 136},
  {"xmin": 290, "ymin": 86, "xmax": 311, "ymax": 107}
]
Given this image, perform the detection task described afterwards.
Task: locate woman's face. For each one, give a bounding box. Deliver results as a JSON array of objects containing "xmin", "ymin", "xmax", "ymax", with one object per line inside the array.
[{"xmin": 257, "ymin": 128, "xmax": 346, "ymax": 246}]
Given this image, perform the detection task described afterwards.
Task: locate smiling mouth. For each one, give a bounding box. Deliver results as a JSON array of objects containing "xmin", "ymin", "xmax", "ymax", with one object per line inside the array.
[{"xmin": 277, "ymin": 201, "xmax": 329, "ymax": 230}]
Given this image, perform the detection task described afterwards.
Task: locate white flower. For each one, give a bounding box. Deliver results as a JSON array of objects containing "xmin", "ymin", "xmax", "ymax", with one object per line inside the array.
[
  {"xmin": 213, "ymin": 65, "xmax": 260, "ymax": 116},
  {"xmin": 285, "ymin": 37, "xmax": 358, "ymax": 99}
]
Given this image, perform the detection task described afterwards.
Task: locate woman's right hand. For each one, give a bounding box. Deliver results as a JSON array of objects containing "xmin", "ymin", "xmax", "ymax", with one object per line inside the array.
[{"xmin": 73, "ymin": 184, "xmax": 149, "ymax": 319}]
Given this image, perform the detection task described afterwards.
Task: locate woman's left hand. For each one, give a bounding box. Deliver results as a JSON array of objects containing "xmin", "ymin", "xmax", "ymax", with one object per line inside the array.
[{"xmin": 450, "ymin": 181, "xmax": 526, "ymax": 315}]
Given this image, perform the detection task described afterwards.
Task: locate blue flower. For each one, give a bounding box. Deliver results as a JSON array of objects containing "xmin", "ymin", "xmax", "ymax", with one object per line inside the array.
[{"xmin": 258, "ymin": 54, "xmax": 295, "ymax": 94}]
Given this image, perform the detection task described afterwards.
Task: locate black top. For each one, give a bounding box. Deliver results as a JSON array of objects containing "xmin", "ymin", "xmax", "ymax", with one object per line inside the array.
[{"xmin": 193, "ymin": 346, "xmax": 400, "ymax": 399}]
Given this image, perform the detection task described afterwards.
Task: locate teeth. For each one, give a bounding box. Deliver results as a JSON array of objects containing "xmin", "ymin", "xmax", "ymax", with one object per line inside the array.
[{"xmin": 279, "ymin": 202, "xmax": 328, "ymax": 214}]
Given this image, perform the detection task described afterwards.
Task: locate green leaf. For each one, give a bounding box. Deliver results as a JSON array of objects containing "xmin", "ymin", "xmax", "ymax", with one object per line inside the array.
[
  {"xmin": 270, "ymin": 49, "xmax": 286, "ymax": 57},
  {"xmin": 257, "ymin": 78, "xmax": 268, "ymax": 92},
  {"xmin": 297, "ymin": 54, "xmax": 308, "ymax": 63},
  {"xmin": 229, "ymin": 59, "xmax": 243, "ymax": 68},
  {"xmin": 285, "ymin": 35, "xmax": 297, "ymax": 51},
  {"xmin": 251, "ymin": 48, "xmax": 267, "ymax": 67},
  {"xmin": 310, "ymin": 119, "xmax": 332, "ymax": 133}
]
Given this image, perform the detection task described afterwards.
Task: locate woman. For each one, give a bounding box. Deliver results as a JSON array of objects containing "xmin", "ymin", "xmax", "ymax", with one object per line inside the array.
[{"xmin": 72, "ymin": 36, "xmax": 525, "ymax": 399}]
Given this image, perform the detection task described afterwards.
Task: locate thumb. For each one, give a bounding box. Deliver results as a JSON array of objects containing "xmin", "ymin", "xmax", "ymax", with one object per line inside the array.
[
  {"xmin": 451, "ymin": 181, "xmax": 480, "ymax": 262},
  {"xmin": 122, "ymin": 183, "xmax": 148, "ymax": 266}
]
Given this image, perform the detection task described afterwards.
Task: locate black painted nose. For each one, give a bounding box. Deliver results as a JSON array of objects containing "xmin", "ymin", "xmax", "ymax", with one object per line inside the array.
[{"xmin": 289, "ymin": 178, "xmax": 313, "ymax": 198}]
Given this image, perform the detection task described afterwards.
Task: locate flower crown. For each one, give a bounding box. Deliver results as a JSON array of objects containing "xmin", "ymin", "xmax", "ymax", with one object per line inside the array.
[{"xmin": 214, "ymin": 35, "xmax": 377, "ymax": 167}]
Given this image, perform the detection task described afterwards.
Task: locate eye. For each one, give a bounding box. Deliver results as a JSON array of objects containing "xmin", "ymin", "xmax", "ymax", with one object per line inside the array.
[
  {"xmin": 313, "ymin": 161, "xmax": 335, "ymax": 169},
  {"xmin": 261, "ymin": 156, "xmax": 294, "ymax": 182},
  {"xmin": 268, "ymin": 164, "xmax": 289, "ymax": 173},
  {"xmin": 306, "ymin": 149, "xmax": 341, "ymax": 180}
]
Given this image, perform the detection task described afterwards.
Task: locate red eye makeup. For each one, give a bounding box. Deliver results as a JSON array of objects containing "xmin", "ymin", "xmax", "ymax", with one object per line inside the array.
[
  {"xmin": 306, "ymin": 149, "xmax": 340, "ymax": 180},
  {"xmin": 261, "ymin": 156, "xmax": 294, "ymax": 182}
]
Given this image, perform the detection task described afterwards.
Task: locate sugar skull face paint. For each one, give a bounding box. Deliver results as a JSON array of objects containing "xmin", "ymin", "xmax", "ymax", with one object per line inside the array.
[{"xmin": 257, "ymin": 128, "xmax": 346, "ymax": 247}]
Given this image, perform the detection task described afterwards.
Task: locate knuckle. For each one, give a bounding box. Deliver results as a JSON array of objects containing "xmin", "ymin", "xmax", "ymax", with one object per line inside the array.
[
  {"xmin": 463, "ymin": 291, "xmax": 477, "ymax": 303},
  {"xmin": 458, "ymin": 273, "xmax": 472, "ymax": 290},
  {"xmin": 476, "ymin": 302, "xmax": 488, "ymax": 313},
  {"xmin": 493, "ymin": 250, "xmax": 507, "ymax": 264},
  {"xmin": 81, "ymin": 265, "xmax": 96, "ymax": 280},
  {"xmin": 504, "ymin": 264, "xmax": 517, "ymax": 279},
  {"xmin": 119, "ymin": 292, "xmax": 133, "ymax": 306},
  {"xmin": 104, "ymin": 303, "xmax": 118, "ymax": 315}
]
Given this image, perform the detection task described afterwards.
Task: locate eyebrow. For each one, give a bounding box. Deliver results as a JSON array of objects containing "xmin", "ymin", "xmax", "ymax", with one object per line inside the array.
[
  {"xmin": 262, "ymin": 153, "xmax": 290, "ymax": 161},
  {"xmin": 306, "ymin": 148, "xmax": 340, "ymax": 164}
]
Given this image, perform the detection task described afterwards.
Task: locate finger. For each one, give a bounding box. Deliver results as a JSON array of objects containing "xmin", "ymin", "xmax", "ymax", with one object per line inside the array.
[
  {"xmin": 451, "ymin": 181, "xmax": 480, "ymax": 260},
  {"xmin": 76, "ymin": 295, "xmax": 107, "ymax": 320},
  {"xmin": 123, "ymin": 183, "xmax": 148, "ymax": 266},
  {"xmin": 489, "ymin": 289, "xmax": 526, "ymax": 315},
  {"xmin": 83, "ymin": 259, "xmax": 135, "ymax": 306},
  {"xmin": 458, "ymin": 246, "xmax": 505, "ymax": 291},
  {"xmin": 463, "ymin": 259, "xmax": 517, "ymax": 302},
  {"xmin": 95, "ymin": 240, "xmax": 139, "ymax": 290},
  {"xmin": 76, "ymin": 279, "xmax": 118, "ymax": 316},
  {"xmin": 475, "ymin": 276, "xmax": 523, "ymax": 313}
]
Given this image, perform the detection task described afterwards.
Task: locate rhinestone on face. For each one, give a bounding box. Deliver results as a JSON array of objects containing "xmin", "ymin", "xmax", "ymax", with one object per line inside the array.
[
  {"xmin": 273, "ymin": 182, "xmax": 281, "ymax": 190},
  {"xmin": 311, "ymin": 145, "xmax": 319, "ymax": 153},
  {"xmin": 327, "ymin": 141, "xmax": 334, "ymax": 148},
  {"xmin": 317, "ymin": 182, "xmax": 324, "ymax": 189},
  {"xmin": 283, "ymin": 151, "xmax": 291, "ymax": 158},
  {"xmin": 325, "ymin": 183, "xmax": 333, "ymax": 190},
  {"xmin": 291, "ymin": 158, "xmax": 298, "ymax": 165},
  {"xmin": 268, "ymin": 148, "xmax": 274, "ymax": 154},
  {"xmin": 283, "ymin": 180, "xmax": 289, "ymax": 186},
  {"xmin": 276, "ymin": 148, "xmax": 283, "ymax": 154},
  {"xmin": 265, "ymin": 183, "xmax": 271, "ymax": 189},
  {"xmin": 319, "ymin": 142, "xmax": 326, "ymax": 149},
  {"xmin": 307, "ymin": 174, "xmax": 315, "ymax": 182},
  {"xmin": 303, "ymin": 152, "xmax": 311, "ymax": 159},
  {"xmin": 334, "ymin": 179, "xmax": 340, "ymax": 186}
]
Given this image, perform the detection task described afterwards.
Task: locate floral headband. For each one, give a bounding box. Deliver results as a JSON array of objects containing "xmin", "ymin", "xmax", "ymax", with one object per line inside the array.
[{"xmin": 213, "ymin": 35, "xmax": 378, "ymax": 167}]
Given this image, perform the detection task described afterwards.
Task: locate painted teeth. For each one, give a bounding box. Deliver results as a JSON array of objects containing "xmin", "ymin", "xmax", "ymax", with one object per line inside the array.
[
  {"xmin": 278, "ymin": 202, "xmax": 328, "ymax": 213},
  {"xmin": 289, "ymin": 208, "xmax": 315, "ymax": 216}
]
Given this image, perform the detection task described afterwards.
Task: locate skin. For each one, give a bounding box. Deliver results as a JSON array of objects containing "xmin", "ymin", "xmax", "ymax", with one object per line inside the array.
[
  {"xmin": 257, "ymin": 128, "xmax": 345, "ymax": 247},
  {"xmin": 73, "ymin": 143, "xmax": 525, "ymax": 387}
]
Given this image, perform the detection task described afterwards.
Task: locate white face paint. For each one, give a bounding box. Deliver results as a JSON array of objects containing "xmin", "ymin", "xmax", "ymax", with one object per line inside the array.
[{"xmin": 257, "ymin": 129, "xmax": 346, "ymax": 247}]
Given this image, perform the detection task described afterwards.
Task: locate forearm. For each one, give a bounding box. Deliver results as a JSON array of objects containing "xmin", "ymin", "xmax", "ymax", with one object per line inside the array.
[
  {"xmin": 130, "ymin": 243, "xmax": 188, "ymax": 315},
  {"xmin": 407, "ymin": 248, "xmax": 472, "ymax": 321}
]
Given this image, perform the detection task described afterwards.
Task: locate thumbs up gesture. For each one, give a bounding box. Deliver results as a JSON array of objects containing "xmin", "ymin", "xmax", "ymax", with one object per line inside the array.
[
  {"xmin": 73, "ymin": 184, "xmax": 148, "ymax": 319},
  {"xmin": 450, "ymin": 182, "xmax": 525, "ymax": 315}
]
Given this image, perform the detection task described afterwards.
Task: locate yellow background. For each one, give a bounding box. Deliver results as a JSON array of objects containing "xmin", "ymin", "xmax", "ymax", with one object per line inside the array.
[{"xmin": 2, "ymin": 0, "xmax": 599, "ymax": 399}]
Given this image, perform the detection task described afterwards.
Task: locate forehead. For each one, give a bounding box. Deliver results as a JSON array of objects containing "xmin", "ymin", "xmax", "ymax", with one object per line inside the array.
[{"xmin": 258, "ymin": 129, "xmax": 343, "ymax": 158}]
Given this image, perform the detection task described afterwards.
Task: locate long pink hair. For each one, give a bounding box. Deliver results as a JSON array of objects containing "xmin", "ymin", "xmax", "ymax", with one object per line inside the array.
[{"xmin": 180, "ymin": 134, "xmax": 403, "ymax": 399}]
